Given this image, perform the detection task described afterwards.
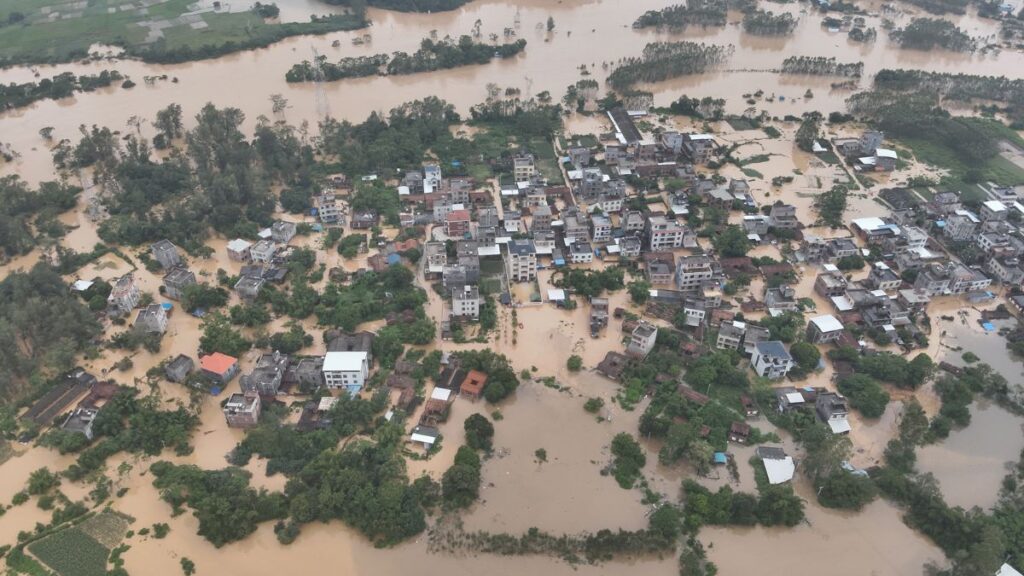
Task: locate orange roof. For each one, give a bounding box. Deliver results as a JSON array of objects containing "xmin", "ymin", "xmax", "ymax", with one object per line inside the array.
[
  {"xmin": 200, "ymin": 352, "xmax": 238, "ymax": 374},
  {"xmin": 447, "ymin": 209, "xmax": 470, "ymax": 221},
  {"xmin": 461, "ymin": 370, "xmax": 488, "ymax": 395}
]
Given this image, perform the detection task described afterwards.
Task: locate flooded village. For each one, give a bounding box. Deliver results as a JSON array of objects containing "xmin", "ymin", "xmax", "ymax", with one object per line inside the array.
[{"xmin": 1, "ymin": 0, "xmax": 1024, "ymax": 574}]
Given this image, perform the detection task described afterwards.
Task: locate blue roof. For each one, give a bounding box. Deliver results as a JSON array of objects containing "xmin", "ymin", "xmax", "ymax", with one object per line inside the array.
[
  {"xmin": 209, "ymin": 386, "xmax": 222, "ymax": 396},
  {"xmin": 756, "ymin": 340, "xmax": 792, "ymax": 360},
  {"xmin": 161, "ymin": 302, "xmax": 173, "ymax": 310},
  {"xmin": 387, "ymin": 253, "xmax": 401, "ymax": 265},
  {"xmin": 982, "ymin": 322, "xmax": 996, "ymax": 332},
  {"xmin": 713, "ymin": 452, "xmax": 728, "ymax": 464}
]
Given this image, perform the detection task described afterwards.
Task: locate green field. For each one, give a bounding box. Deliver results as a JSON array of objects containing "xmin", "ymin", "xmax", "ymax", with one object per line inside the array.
[
  {"xmin": 902, "ymin": 137, "xmax": 1024, "ymax": 187},
  {"xmin": 25, "ymin": 511, "xmax": 129, "ymax": 576},
  {"xmin": 28, "ymin": 527, "xmax": 110, "ymax": 576},
  {"xmin": 0, "ymin": 0, "xmax": 364, "ymax": 66}
]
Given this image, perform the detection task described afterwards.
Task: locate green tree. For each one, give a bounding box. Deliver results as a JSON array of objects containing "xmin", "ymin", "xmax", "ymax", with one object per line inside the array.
[
  {"xmin": 711, "ymin": 225, "xmax": 752, "ymax": 257},
  {"xmin": 199, "ymin": 313, "xmax": 251, "ymax": 357},
  {"xmin": 463, "ymin": 414, "xmax": 494, "ymax": 451},
  {"xmin": 814, "ymin": 184, "xmax": 848, "ymax": 228},
  {"xmin": 628, "ymin": 281, "xmax": 651, "ymax": 305},
  {"xmin": 610, "ymin": 433, "xmax": 646, "ymax": 489},
  {"xmin": 567, "ymin": 355, "xmax": 583, "ymax": 372}
]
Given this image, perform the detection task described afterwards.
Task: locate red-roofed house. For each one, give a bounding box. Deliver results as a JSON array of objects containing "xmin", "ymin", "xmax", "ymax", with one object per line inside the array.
[
  {"xmin": 460, "ymin": 370, "xmax": 488, "ymax": 400},
  {"xmin": 445, "ymin": 209, "xmax": 471, "ymax": 238},
  {"xmin": 200, "ymin": 352, "xmax": 239, "ymax": 384}
]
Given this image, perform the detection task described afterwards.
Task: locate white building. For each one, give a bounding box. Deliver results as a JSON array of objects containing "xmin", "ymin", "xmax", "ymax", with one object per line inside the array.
[
  {"xmin": 646, "ymin": 215, "xmax": 686, "ymax": 250},
  {"xmin": 505, "ymin": 239, "xmax": 537, "ymax": 282},
  {"xmin": 627, "ymin": 321, "xmax": 658, "ymax": 358},
  {"xmin": 451, "ymin": 285, "xmax": 480, "ymax": 319},
  {"xmin": 250, "ymin": 240, "xmax": 277, "ymax": 264},
  {"xmin": 513, "ymin": 155, "xmax": 536, "ymax": 182},
  {"xmin": 323, "ymin": 351, "xmax": 369, "ymax": 394},
  {"xmin": 751, "ymin": 341, "xmax": 794, "ymax": 379}
]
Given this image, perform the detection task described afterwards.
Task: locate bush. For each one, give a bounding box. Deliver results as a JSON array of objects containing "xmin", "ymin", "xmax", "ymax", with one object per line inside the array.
[
  {"xmin": 567, "ymin": 355, "xmax": 583, "ymax": 372},
  {"xmin": 610, "ymin": 433, "xmax": 646, "ymax": 489},
  {"xmin": 584, "ymin": 397, "xmax": 605, "ymax": 414},
  {"xmin": 463, "ymin": 414, "xmax": 494, "ymax": 452},
  {"xmin": 837, "ymin": 374, "xmax": 890, "ymax": 418}
]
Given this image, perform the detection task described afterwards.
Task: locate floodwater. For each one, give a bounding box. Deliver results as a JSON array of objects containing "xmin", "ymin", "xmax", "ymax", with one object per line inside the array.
[
  {"xmin": 703, "ymin": 479, "xmax": 945, "ymax": 576},
  {"xmin": 2, "ymin": 0, "xmax": 1023, "ymax": 187},
  {"xmin": 915, "ymin": 308, "xmax": 1024, "ymax": 510}
]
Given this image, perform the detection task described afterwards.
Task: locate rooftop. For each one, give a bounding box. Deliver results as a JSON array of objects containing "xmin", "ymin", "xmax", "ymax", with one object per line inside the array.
[
  {"xmin": 755, "ymin": 340, "xmax": 791, "ymax": 360},
  {"xmin": 200, "ymin": 352, "xmax": 238, "ymax": 375},
  {"xmin": 810, "ymin": 314, "xmax": 844, "ymax": 333},
  {"xmin": 323, "ymin": 351, "xmax": 368, "ymax": 372}
]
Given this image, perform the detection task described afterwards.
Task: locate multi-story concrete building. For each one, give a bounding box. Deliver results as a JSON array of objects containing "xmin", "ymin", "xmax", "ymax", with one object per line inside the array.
[
  {"xmin": 223, "ymin": 391, "xmax": 261, "ymax": 428},
  {"xmin": 768, "ymin": 204, "xmax": 800, "ymax": 229},
  {"xmin": 314, "ymin": 192, "xmax": 342, "ymax": 224},
  {"xmin": 162, "ymin": 267, "xmax": 196, "ymax": 301},
  {"xmin": 451, "ymin": 285, "xmax": 480, "ymax": 319},
  {"xmin": 150, "ymin": 239, "xmax": 181, "ymax": 269},
  {"xmin": 752, "ymin": 341, "xmax": 794, "ymax": 379},
  {"xmin": 531, "ymin": 203, "xmax": 552, "ymax": 233},
  {"xmin": 513, "ymin": 154, "xmax": 536, "ymax": 182},
  {"xmin": 107, "ymin": 273, "xmax": 140, "ymax": 316},
  {"xmin": 646, "ymin": 215, "xmax": 686, "ymax": 250},
  {"xmin": 867, "ymin": 262, "xmax": 902, "ymax": 291},
  {"xmin": 807, "ymin": 315, "xmax": 844, "ymax": 344},
  {"xmin": 134, "ymin": 304, "xmax": 168, "ymax": 334},
  {"xmin": 626, "ymin": 321, "xmax": 658, "ymax": 358},
  {"xmin": 323, "ymin": 351, "xmax": 369, "ymax": 394},
  {"xmin": 676, "ymin": 255, "xmax": 719, "ymax": 291},
  {"xmin": 505, "ymin": 239, "xmax": 537, "ymax": 282},
  {"xmin": 591, "ymin": 215, "xmax": 612, "ymax": 243},
  {"xmin": 241, "ymin": 351, "xmax": 290, "ymax": 396},
  {"xmin": 250, "ymin": 240, "xmax": 277, "ymax": 264}
]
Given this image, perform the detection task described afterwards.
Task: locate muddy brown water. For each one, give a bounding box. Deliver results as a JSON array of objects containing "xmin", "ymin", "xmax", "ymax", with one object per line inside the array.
[{"xmin": 2, "ymin": 0, "xmax": 1023, "ymax": 187}]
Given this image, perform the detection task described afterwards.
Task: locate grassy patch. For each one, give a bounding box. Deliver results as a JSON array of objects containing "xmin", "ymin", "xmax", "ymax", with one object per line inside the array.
[
  {"xmin": 901, "ymin": 134, "xmax": 1024, "ymax": 187},
  {"xmin": 77, "ymin": 511, "xmax": 130, "ymax": 549},
  {"xmin": 725, "ymin": 116, "xmax": 759, "ymax": 131},
  {"xmin": 28, "ymin": 527, "xmax": 110, "ymax": 576},
  {"xmin": 0, "ymin": 0, "xmax": 364, "ymax": 66},
  {"xmin": 741, "ymin": 168, "xmax": 764, "ymax": 179}
]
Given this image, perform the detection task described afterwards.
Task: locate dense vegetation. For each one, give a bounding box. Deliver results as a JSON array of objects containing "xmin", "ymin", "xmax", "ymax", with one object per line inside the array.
[
  {"xmin": 286, "ymin": 37, "xmax": 526, "ymax": 82},
  {"xmin": 0, "ymin": 176, "xmax": 81, "ymax": 259},
  {"xmin": 846, "ymin": 90, "xmax": 1024, "ymax": 185},
  {"xmin": 316, "ymin": 265, "xmax": 430, "ymax": 334},
  {"xmin": 836, "ymin": 374, "xmax": 890, "ymax": 418},
  {"xmin": 873, "ymin": 69, "xmax": 1024, "ymax": 125},
  {"xmin": 814, "ymin": 184, "xmax": 848, "ymax": 228},
  {"xmin": 451, "ymin": 349, "xmax": 520, "ymax": 403},
  {"xmin": 126, "ymin": 14, "xmax": 367, "ymax": 65},
  {"xmin": 780, "ymin": 57, "xmax": 862, "ymax": 77},
  {"xmin": 890, "ymin": 18, "xmax": 975, "ymax": 51},
  {"xmin": 150, "ymin": 463, "xmax": 287, "ymax": 547},
  {"xmin": 607, "ymin": 42, "xmax": 732, "ymax": 90},
  {"xmin": 633, "ymin": 0, "xmax": 728, "ymax": 30},
  {"xmin": 221, "ymin": 392, "xmax": 433, "ymax": 546},
  {"xmin": 62, "ymin": 103, "xmax": 310, "ymax": 248},
  {"xmin": 0, "ymin": 71, "xmax": 124, "ymax": 111},
  {"xmin": 872, "ymin": 367, "xmax": 1024, "ymax": 573},
  {"xmin": 319, "ymin": 97, "xmax": 459, "ymax": 177},
  {"xmin": 0, "ymin": 265, "xmax": 101, "ymax": 402},
  {"xmin": 62, "ymin": 388, "xmax": 199, "ymax": 480},
  {"xmin": 667, "ymin": 95, "xmax": 726, "ymax": 120},
  {"xmin": 742, "ymin": 10, "xmax": 798, "ymax": 36}
]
